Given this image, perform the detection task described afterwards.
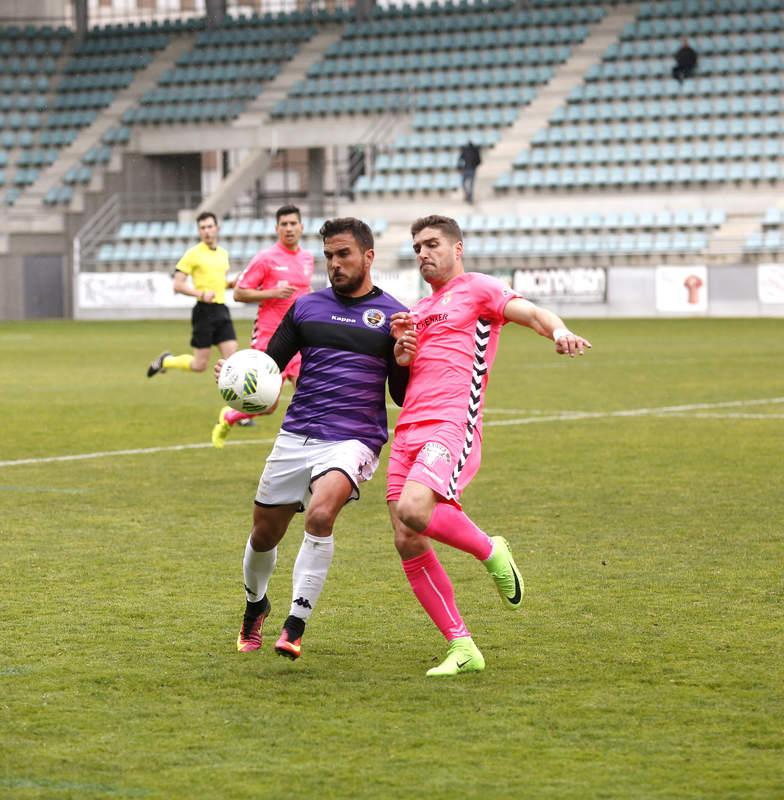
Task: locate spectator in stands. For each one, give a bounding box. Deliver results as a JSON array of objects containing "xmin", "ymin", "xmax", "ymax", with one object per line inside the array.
[
  {"xmin": 457, "ymin": 141, "xmax": 481, "ymax": 203},
  {"xmin": 672, "ymin": 38, "xmax": 698, "ymax": 83},
  {"xmin": 146, "ymin": 211, "xmax": 238, "ymax": 378}
]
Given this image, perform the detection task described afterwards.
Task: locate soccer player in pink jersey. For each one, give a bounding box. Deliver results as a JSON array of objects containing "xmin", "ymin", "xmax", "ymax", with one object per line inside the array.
[
  {"xmin": 211, "ymin": 205, "xmax": 315, "ymax": 448},
  {"xmin": 387, "ymin": 215, "xmax": 592, "ymax": 676}
]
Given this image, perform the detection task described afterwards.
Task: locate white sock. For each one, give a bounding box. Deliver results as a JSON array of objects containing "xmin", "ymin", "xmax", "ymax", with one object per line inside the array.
[
  {"xmin": 243, "ymin": 537, "xmax": 277, "ymax": 603},
  {"xmin": 289, "ymin": 532, "xmax": 334, "ymax": 621}
]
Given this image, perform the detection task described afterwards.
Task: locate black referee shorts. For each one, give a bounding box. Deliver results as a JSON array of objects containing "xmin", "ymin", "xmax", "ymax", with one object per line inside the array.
[{"xmin": 190, "ymin": 302, "xmax": 237, "ymax": 348}]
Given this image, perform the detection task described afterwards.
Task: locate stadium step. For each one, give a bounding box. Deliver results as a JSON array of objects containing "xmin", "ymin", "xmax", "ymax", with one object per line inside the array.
[
  {"xmin": 707, "ymin": 212, "xmax": 767, "ymax": 257},
  {"xmin": 193, "ymin": 26, "xmax": 345, "ymax": 219},
  {"xmin": 5, "ymin": 32, "xmax": 197, "ymax": 227},
  {"xmin": 475, "ymin": 3, "xmax": 640, "ymax": 200}
]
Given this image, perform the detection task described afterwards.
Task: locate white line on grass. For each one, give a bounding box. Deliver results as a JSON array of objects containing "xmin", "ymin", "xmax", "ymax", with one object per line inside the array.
[
  {"xmin": 483, "ymin": 397, "xmax": 784, "ymax": 427},
  {"xmin": 2, "ymin": 397, "xmax": 782, "ymax": 470},
  {"xmin": 0, "ymin": 438, "xmax": 277, "ymax": 469}
]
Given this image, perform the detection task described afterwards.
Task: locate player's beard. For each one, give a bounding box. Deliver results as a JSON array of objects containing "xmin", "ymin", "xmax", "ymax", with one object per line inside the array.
[{"xmin": 329, "ymin": 269, "xmax": 367, "ymax": 296}]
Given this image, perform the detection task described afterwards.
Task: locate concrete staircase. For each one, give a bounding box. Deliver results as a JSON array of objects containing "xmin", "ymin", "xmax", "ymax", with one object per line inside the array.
[
  {"xmin": 474, "ymin": 3, "xmax": 640, "ymax": 199},
  {"xmin": 234, "ymin": 26, "xmax": 343, "ymax": 123},
  {"xmin": 195, "ymin": 26, "xmax": 345, "ymax": 218},
  {"xmin": 707, "ymin": 212, "xmax": 762, "ymax": 258}
]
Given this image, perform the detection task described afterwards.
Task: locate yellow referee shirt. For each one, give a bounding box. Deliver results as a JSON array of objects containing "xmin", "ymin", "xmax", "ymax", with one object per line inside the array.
[{"xmin": 175, "ymin": 242, "xmax": 230, "ymax": 304}]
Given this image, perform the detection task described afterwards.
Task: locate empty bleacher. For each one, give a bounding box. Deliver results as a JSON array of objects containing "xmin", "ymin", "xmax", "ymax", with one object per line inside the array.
[
  {"xmin": 89, "ymin": 216, "xmax": 388, "ymax": 272},
  {"xmin": 496, "ymin": 0, "xmax": 784, "ymax": 193},
  {"xmin": 397, "ymin": 209, "xmax": 726, "ymax": 266},
  {"xmin": 268, "ymin": 1, "xmax": 603, "ymax": 197},
  {"xmin": 2, "ymin": 0, "xmax": 784, "ymax": 291},
  {"xmin": 2, "ymin": 21, "xmax": 181, "ymax": 206},
  {"xmin": 745, "ymin": 208, "xmax": 784, "ymax": 259},
  {"xmin": 121, "ymin": 15, "xmax": 319, "ymax": 126},
  {"xmin": 0, "ymin": 24, "xmax": 71, "ymax": 205}
]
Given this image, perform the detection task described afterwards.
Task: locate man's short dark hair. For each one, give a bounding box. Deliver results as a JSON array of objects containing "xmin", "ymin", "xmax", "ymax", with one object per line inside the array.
[
  {"xmin": 411, "ymin": 215, "xmax": 463, "ymax": 244},
  {"xmin": 319, "ymin": 217, "xmax": 374, "ymax": 253},
  {"xmin": 276, "ymin": 204, "xmax": 301, "ymax": 223},
  {"xmin": 196, "ymin": 211, "xmax": 218, "ymax": 225}
]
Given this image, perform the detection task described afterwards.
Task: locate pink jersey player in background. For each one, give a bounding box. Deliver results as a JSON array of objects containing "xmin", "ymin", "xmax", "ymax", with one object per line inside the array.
[
  {"xmin": 212, "ymin": 205, "xmax": 314, "ymax": 448},
  {"xmin": 388, "ymin": 214, "xmax": 592, "ymax": 677}
]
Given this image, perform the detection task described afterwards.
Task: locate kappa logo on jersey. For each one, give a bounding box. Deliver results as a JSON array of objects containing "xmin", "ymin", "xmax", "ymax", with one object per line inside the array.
[
  {"xmin": 421, "ymin": 441, "xmax": 451, "ymax": 467},
  {"xmin": 362, "ymin": 308, "xmax": 386, "ymax": 328},
  {"xmin": 273, "ymin": 265, "xmax": 288, "ymax": 271},
  {"xmin": 441, "ymin": 291, "xmax": 454, "ymax": 305}
]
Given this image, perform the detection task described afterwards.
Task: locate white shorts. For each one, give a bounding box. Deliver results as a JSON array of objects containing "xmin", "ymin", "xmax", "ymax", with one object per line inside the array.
[{"xmin": 255, "ymin": 429, "xmax": 379, "ymax": 509}]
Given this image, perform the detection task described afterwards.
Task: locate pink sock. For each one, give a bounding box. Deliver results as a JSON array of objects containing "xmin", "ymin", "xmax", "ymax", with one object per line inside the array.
[
  {"xmin": 422, "ymin": 503, "xmax": 493, "ymax": 561},
  {"xmin": 402, "ymin": 549, "xmax": 470, "ymax": 641},
  {"xmin": 224, "ymin": 409, "xmax": 254, "ymax": 426}
]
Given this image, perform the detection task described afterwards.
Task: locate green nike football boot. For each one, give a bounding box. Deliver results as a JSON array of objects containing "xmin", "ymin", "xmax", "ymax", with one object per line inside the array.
[
  {"xmin": 426, "ymin": 637, "xmax": 485, "ymax": 677},
  {"xmin": 484, "ymin": 536, "xmax": 524, "ymax": 611}
]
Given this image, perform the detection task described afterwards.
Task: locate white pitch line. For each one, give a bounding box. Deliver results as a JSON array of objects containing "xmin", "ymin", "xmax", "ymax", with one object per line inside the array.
[
  {"xmin": 480, "ymin": 397, "xmax": 784, "ymax": 427},
  {"xmin": 2, "ymin": 397, "xmax": 783, "ymax": 470},
  {"xmin": 664, "ymin": 412, "xmax": 784, "ymax": 420},
  {"xmin": 0, "ymin": 437, "xmax": 276, "ymax": 469}
]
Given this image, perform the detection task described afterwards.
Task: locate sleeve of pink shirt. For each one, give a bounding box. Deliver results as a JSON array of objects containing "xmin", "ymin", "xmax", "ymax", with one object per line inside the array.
[
  {"xmin": 470, "ymin": 273, "xmax": 521, "ymax": 323},
  {"xmin": 236, "ymin": 253, "xmax": 269, "ymax": 290}
]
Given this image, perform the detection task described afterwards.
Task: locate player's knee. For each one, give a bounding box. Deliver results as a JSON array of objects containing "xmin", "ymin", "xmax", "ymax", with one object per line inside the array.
[
  {"xmin": 395, "ymin": 496, "xmax": 429, "ymax": 533},
  {"xmin": 249, "ymin": 523, "xmax": 277, "ymax": 551},
  {"xmin": 393, "ymin": 524, "xmax": 428, "ymax": 559},
  {"xmin": 304, "ymin": 505, "xmax": 336, "ymax": 537}
]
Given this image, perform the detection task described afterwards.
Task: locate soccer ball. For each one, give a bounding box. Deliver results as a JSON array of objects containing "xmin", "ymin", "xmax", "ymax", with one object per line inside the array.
[{"xmin": 218, "ymin": 349, "xmax": 282, "ymax": 413}]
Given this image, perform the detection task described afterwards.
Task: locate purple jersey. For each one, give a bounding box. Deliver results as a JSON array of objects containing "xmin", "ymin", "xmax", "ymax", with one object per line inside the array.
[{"xmin": 265, "ymin": 286, "xmax": 408, "ymax": 454}]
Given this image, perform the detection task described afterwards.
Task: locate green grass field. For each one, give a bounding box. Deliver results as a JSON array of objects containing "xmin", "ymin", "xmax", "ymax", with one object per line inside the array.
[{"xmin": 1, "ymin": 318, "xmax": 782, "ymax": 799}]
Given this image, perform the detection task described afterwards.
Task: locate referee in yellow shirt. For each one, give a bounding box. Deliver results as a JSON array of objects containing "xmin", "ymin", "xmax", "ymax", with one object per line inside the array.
[{"xmin": 147, "ymin": 211, "xmax": 239, "ymax": 377}]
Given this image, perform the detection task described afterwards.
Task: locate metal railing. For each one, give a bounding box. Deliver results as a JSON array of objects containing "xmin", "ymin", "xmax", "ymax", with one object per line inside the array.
[{"xmin": 73, "ymin": 191, "xmax": 203, "ymax": 274}]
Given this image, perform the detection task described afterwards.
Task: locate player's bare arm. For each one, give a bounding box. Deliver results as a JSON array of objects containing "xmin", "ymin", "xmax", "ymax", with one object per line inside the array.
[
  {"xmin": 503, "ymin": 297, "xmax": 592, "ymax": 357},
  {"xmin": 234, "ymin": 283, "xmax": 296, "ymax": 303},
  {"xmin": 173, "ymin": 270, "xmax": 215, "ymax": 303}
]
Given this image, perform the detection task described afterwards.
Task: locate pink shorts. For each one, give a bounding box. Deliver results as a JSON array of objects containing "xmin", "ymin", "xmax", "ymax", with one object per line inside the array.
[{"xmin": 386, "ymin": 420, "xmax": 482, "ymax": 508}]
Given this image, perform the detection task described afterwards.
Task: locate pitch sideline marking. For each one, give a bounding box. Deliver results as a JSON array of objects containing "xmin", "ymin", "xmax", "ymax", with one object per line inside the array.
[
  {"xmin": 1, "ymin": 397, "xmax": 782, "ymax": 470},
  {"xmin": 0, "ymin": 438, "xmax": 277, "ymax": 468},
  {"xmin": 483, "ymin": 396, "xmax": 784, "ymax": 427}
]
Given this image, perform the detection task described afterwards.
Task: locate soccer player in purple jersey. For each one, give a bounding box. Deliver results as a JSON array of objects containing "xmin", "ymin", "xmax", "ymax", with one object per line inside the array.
[{"xmin": 217, "ymin": 218, "xmax": 411, "ymax": 660}]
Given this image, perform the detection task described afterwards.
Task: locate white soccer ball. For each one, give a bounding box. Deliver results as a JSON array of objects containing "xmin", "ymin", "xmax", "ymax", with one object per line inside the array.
[{"xmin": 218, "ymin": 349, "xmax": 282, "ymax": 414}]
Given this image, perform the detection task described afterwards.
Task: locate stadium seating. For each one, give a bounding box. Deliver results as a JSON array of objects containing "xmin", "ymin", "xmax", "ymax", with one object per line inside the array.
[
  {"xmin": 496, "ymin": 0, "xmax": 784, "ymax": 193},
  {"xmin": 274, "ymin": 0, "xmax": 602, "ymax": 198},
  {"xmin": 0, "ymin": 22, "xmax": 178, "ymax": 205},
  {"xmin": 0, "ymin": 25, "xmax": 71, "ymax": 204},
  {"xmin": 397, "ymin": 209, "xmax": 726, "ymax": 265},
  {"xmin": 123, "ymin": 16, "xmax": 318, "ymax": 126},
  {"xmin": 90, "ymin": 217, "xmax": 389, "ymax": 271},
  {"xmin": 745, "ymin": 208, "xmax": 784, "ymax": 257}
]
